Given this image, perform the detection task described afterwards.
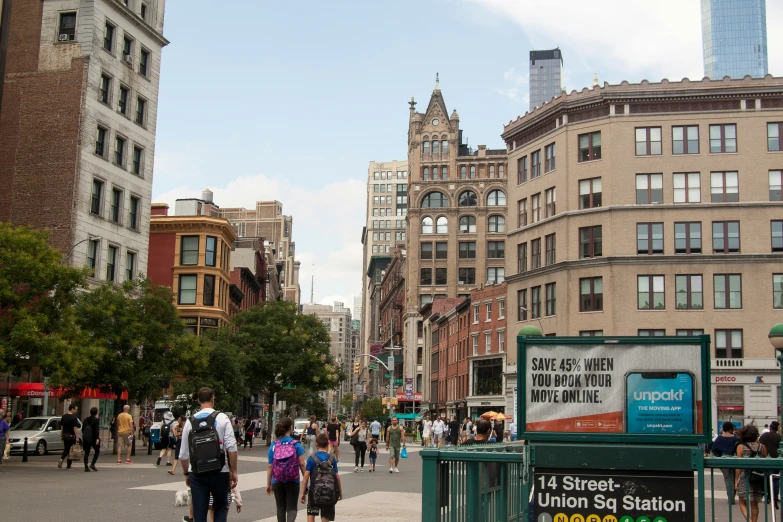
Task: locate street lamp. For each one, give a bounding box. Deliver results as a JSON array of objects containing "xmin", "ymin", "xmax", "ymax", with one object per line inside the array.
[
  {"xmin": 59, "ymin": 235, "xmax": 101, "ymax": 266},
  {"xmin": 769, "ymin": 323, "xmax": 783, "ymax": 455}
]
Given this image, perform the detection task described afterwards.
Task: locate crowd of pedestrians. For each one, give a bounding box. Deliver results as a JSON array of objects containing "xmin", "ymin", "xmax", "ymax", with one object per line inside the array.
[{"xmin": 418, "ymin": 413, "xmax": 515, "ymax": 447}]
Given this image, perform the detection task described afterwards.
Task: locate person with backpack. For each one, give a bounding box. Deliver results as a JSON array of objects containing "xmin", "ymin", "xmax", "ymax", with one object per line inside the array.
[
  {"xmin": 158, "ymin": 411, "xmax": 176, "ymax": 467},
  {"xmin": 267, "ymin": 417, "xmax": 307, "ymax": 522},
  {"xmin": 712, "ymin": 422, "xmax": 739, "ymax": 505},
  {"xmin": 178, "ymin": 387, "xmax": 239, "ymax": 522},
  {"xmin": 760, "ymin": 421, "xmax": 782, "ymax": 509},
  {"xmin": 82, "ymin": 406, "xmax": 101, "ymax": 472},
  {"xmin": 735, "ymin": 424, "xmax": 767, "ymax": 522},
  {"xmin": 300, "ymin": 433, "xmax": 342, "ymax": 522},
  {"xmin": 244, "ymin": 416, "xmax": 257, "ymax": 451}
]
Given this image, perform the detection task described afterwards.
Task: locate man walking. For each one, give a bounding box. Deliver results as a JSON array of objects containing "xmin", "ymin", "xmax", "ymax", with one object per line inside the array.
[
  {"xmin": 370, "ymin": 418, "xmax": 381, "ymax": 441},
  {"xmin": 58, "ymin": 403, "xmax": 81, "ymax": 469},
  {"xmin": 179, "ymin": 387, "xmax": 238, "ymax": 522},
  {"xmin": 385, "ymin": 416, "xmax": 403, "ymax": 473},
  {"xmin": 116, "ymin": 405, "xmax": 135, "ymax": 464},
  {"xmin": 432, "ymin": 416, "xmax": 445, "ymax": 447}
]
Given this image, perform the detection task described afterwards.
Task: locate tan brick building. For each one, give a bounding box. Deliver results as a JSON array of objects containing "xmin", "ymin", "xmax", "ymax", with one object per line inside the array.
[{"xmin": 502, "ymin": 76, "xmax": 783, "ymax": 428}]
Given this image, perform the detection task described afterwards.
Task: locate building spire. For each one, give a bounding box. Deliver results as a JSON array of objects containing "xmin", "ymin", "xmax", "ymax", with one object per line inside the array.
[
  {"xmin": 593, "ymin": 71, "xmax": 598, "ymax": 87},
  {"xmin": 434, "ymin": 72, "xmax": 440, "ymax": 92}
]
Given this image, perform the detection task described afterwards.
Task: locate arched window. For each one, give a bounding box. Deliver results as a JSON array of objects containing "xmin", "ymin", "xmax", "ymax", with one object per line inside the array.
[
  {"xmin": 487, "ymin": 190, "xmax": 506, "ymax": 206},
  {"xmin": 470, "ymin": 166, "xmax": 476, "ymax": 179},
  {"xmin": 432, "ymin": 167, "xmax": 439, "ymax": 180},
  {"xmin": 488, "ymin": 215, "xmax": 506, "ymax": 233},
  {"xmin": 442, "ymin": 140, "xmax": 449, "ymax": 154},
  {"xmin": 423, "ymin": 141, "xmax": 430, "ymax": 155},
  {"xmin": 460, "ymin": 166, "xmax": 467, "ymax": 179},
  {"xmin": 436, "ymin": 216, "xmax": 448, "ymax": 234},
  {"xmin": 459, "ymin": 216, "xmax": 476, "ymax": 233},
  {"xmin": 421, "ymin": 217, "xmax": 433, "ymax": 234},
  {"xmin": 423, "ymin": 167, "xmax": 430, "ymax": 180},
  {"xmin": 421, "ymin": 191, "xmax": 448, "ymax": 208},
  {"xmin": 432, "ymin": 140, "xmax": 440, "ymax": 154},
  {"xmin": 459, "ymin": 191, "xmax": 477, "ymax": 207},
  {"xmin": 442, "ymin": 166, "xmax": 448, "ymax": 179}
]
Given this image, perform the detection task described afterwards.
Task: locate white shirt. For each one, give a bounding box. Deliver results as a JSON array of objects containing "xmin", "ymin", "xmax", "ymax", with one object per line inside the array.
[
  {"xmin": 433, "ymin": 420, "xmax": 444, "ymax": 434},
  {"xmin": 370, "ymin": 420, "xmax": 381, "ymax": 435},
  {"xmin": 509, "ymin": 423, "xmax": 517, "ymax": 434},
  {"xmin": 178, "ymin": 408, "xmax": 237, "ymax": 473},
  {"xmin": 422, "ymin": 420, "xmax": 432, "ymax": 437}
]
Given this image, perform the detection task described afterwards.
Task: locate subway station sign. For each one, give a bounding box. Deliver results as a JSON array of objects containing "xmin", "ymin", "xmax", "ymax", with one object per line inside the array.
[{"xmin": 533, "ymin": 469, "xmax": 694, "ymax": 522}]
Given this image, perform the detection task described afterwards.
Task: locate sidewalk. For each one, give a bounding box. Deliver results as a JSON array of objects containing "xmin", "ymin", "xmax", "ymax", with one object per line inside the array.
[{"xmin": 253, "ymin": 492, "xmax": 422, "ymax": 522}]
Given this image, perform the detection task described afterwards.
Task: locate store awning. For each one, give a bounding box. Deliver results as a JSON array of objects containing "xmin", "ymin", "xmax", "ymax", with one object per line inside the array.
[{"xmin": 10, "ymin": 383, "xmax": 128, "ymax": 400}]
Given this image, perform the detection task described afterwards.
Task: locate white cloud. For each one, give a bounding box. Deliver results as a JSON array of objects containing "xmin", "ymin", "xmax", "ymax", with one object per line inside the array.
[{"xmin": 494, "ymin": 67, "xmax": 529, "ymax": 104}]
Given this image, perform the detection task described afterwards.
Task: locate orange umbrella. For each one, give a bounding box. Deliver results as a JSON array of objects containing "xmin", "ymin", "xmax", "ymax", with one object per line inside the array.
[
  {"xmin": 480, "ymin": 411, "xmax": 499, "ymax": 419},
  {"xmin": 492, "ymin": 413, "xmax": 512, "ymax": 421}
]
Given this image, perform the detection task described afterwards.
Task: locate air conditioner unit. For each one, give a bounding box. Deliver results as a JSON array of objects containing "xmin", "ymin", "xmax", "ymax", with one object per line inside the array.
[
  {"xmin": 458, "ymin": 281, "xmax": 465, "ymax": 285},
  {"xmin": 123, "ymin": 55, "xmax": 133, "ymax": 64},
  {"xmin": 58, "ymin": 34, "xmax": 70, "ymax": 42},
  {"xmin": 486, "ymin": 281, "xmax": 494, "ymax": 286}
]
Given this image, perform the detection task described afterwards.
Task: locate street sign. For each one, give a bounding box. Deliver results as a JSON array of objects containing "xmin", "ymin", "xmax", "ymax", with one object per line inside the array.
[
  {"xmin": 384, "ymin": 373, "xmax": 392, "ymax": 379},
  {"xmin": 283, "ymin": 384, "xmax": 296, "ymax": 389},
  {"xmin": 354, "ymin": 384, "xmax": 363, "ymax": 394},
  {"xmin": 394, "ymin": 378, "xmax": 403, "ymax": 385},
  {"xmin": 369, "ymin": 362, "xmax": 379, "ymax": 370}
]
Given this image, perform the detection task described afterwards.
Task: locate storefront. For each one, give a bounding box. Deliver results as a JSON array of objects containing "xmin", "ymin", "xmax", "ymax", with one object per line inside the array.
[
  {"xmin": 395, "ymin": 392, "xmax": 422, "ymax": 414},
  {"xmin": 711, "ymin": 363, "xmax": 781, "ymax": 431},
  {"xmin": 6, "ymin": 383, "xmax": 128, "ymax": 420}
]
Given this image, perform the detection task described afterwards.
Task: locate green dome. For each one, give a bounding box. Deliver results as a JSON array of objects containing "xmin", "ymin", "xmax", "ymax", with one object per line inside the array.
[
  {"xmin": 770, "ymin": 323, "xmax": 783, "ymax": 350},
  {"xmin": 519, "ymin": 325, "xmax": 543, "ymax": 337}
]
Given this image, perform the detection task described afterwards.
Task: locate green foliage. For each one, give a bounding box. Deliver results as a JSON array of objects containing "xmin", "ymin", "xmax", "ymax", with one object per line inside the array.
[
  {"xmin": 279, "ymin": 387, "xmax": 328, "ymax": 419},
  {"xmin": 0, "ymin": 223, "xmax": 88, "ymax": 375},
  {"xmin": 359, "ymin": 398, "xmax": 385, "ymax": 420},
  {"xmin": 340, "ymin": 394, "xmax": 354, "ymax": 412}
]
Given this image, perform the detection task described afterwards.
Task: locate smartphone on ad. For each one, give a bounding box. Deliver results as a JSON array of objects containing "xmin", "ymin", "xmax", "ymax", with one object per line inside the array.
[{"xmin": 625, "ymin": 372, "xmax": 694, "ymax": 434}]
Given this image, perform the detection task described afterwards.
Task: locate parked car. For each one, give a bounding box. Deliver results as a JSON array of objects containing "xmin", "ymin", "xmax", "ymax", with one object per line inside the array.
[
  {"xmin": 292, "ymin": 418, "xmax": 309, "ymax": 440},
  {"xmin": 8, "ymin": 416, "xmax": 80, "ymax": 456}
]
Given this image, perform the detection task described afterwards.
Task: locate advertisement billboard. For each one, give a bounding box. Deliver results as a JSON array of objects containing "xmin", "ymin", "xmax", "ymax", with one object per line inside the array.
[{"xmin": 520, "ymin": 336, "xmax": 709, "ymax": 443}]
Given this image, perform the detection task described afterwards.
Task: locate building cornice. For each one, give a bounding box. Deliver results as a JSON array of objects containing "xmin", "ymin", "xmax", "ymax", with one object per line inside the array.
[
  {"xmin": 150, "ymin": 216, "xmax": 238, "ymax": 242},
  {"xmin": 107, "ymin": 0, "xmax": 170, "ymax": 47}
]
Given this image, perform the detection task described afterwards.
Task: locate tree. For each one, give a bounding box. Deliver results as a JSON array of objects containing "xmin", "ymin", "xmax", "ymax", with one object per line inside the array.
[
  {"xmin": 340, "ymin": 394, "xmax": 354, "ymax": 415},
  {"xmin": 359, "ymin": 398, "xmax": 385, "ymax": 420},
  {"xmin": 278, "ymin": 387, "xmax": 328, "ymax": 419},
  {"xmin": 0, "ymin": 223, "xmax": 88, "ymax": 375}
]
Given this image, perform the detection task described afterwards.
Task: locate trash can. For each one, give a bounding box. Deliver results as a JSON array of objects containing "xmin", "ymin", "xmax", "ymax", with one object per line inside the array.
[{"xmin": 150, "ymin": 426, "xmax": 161, "ymax": 447}]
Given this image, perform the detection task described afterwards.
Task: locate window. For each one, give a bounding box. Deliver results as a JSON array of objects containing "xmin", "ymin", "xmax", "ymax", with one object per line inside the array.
[
  {"xmin": 90, "ymin": 179, "xmax": 103, "ymax": 215},
  {"xmin": 714, "ymin": 274, "xmax": 742, "ymax": 309},
  {"xmin": 459, "ymin": 216, "xmax": 476, "ymax": 233},
  {"xmin": 483, "ymin": 240, "xmax": 502, "ymax": 259},
  {"xmin": 421, "ymin": 217, "xmax": 433, "ymax": 234},
  {"xmin": 517, "ymin": 290, "xmax": 527, "ymax": 321},
  {"xmin": 104, "ymin": 22, "xmax": 115, "ymax": 51},
  {"xmin": 99, "ymin": 74, "xmax": 112, "ymax": 104},
  {"xmin": 485, "ymin": 302, "xmax": 492, "ymax": 321},
  {"xmin": 498, "ymin": 331, "xmax": 505, "ymax": 352},
  {"xmin": 518, "ymin": 199, "xmax": 528, "ymax": 227},
  {"xmin": 122, "ymin": 36, "xmax": 133, "ymax": 61},
  {"xmin": 636, "ymin": 174, "xmax": 663, "ymax": 204},
  {"xmin": 487, "ymin": 267, "xmax": 504, "ymax": 284},
  {"xmin": 136, "ymin": 97, "xmax": 146, "ymax": 126},
  {"xmin": 202, "ymin": 275, "xmax": 216, "ymax": 306},
  {"xmin": 531, "ymin": 286, "xmax": 541, "ymax": 318},
  {"xmin": 769, "ymin": 123, "xmax": 783, "ymax": 151},
  {"xmin": 488, "ymin": 165, "xmax": 495, "ymax": 178},
  {"xmin": 578, "ymin": 131, "xmax": 601, "ymax": 162},
  {"xmin": 435, "ymin": 268, "xmax": 447, "ymax": 285},
  {"xmin": 436, "ymin": 216, "xmax": 447, "ymax": 234},
  {"xmin": 471, "ymin": 335, "xmax": 478, "ymax": 356},
  {"xmin": 95, "ymin": 126, "xmax": 107, "ymax": 157},
  {"xmin": 675, "ymin": 275, "xmax": 703, "ymax": 310},
  {"xmin": 580, "ymin": 277, "xmax": 603, "ymax": 312},
  {"xmin": 518, "ymin": 243, "xmax": 527, "ymax": 273},
  {"xmin": 710, "ymin": 172, "xmax": 739, "ymax": 202},
  {"xmin": 423, "ymin": 141, "xmax": 430, "ymax": 155},
  {"xmin": 545, "ymin": 187, "xmax": 556, "ymax": 217},
  {"xmin": 579, "ymin": 226, "xmax": 602, "ymax": 258},
  {"xmin": 59, "ymin": 12, "xmax": 77, "ymax": 41},
  {"xmin": 531, "ymin": 193, "xmax": 541, "ymax": 223},
  {"xmin": 544, "ymin": 143, "xmax": 556, "ymax": 172},
  {"xmin": 637, "ymin": 223, "xmax": 664, "ymax": 255},
  {"xmin": 531, "ymin": 150, "xmax": 541, "ymax": 179},
  {"xmin": 674, "ymin": 222, "xmax": 702, "ymax": 254},
  {"xmin": 421, "ymin": 192, "xmax": 447, "ymax": 208},
  {"xmin": 484, "ymin": 333, "xmax": 492, "ymax": 354},
  {"xmin": 579, "ymin": 178, "xmax": 602, "ymax": 209},
  {"xmin": 488, "ymin": 215, "xmax": 505, "ymax": 233},
  {"xmin": 771, "ymin": 171, "xmax": 782, "ymax": 201},
  {"xmin": 712, "ymin": 221, "xmax": 740, "ymax": 253},
  {"xmin": 87, "ymin": 240, "xmax": 99, "ymax": 277},
  {"xmin": 459, "ymin": 166, "xmax": 467, "ymax": 179},
  {"xmin": 517, "ymin": 156, "xmax": 528, "ymax": 184},
  {"xmin": 205, "ymin": 236, "xmax": 217, "ymax": 267},
  {"xmin": 459, "ymin": 268, "xmax": 475, "ymax": 285},
  {"xmin": 638, "ymin": 330, "xmax": 666, "ymax": 336},
  {"xmin": 673, "ymin": 173, "xmax": 700, "ymax": 203},
  {"xmin": 499, "ymin": 165, "xmax": 505, "ymax": 178},
  {"xmin": 545, "ymin": 283, "xmax": 556, "ymax": 316},
  {"xmin": 715, "ymin": 329, "xmax": 743, "ymax": 359},
  {"xmin": 673, "ymin": 125, "xmax": 699, "ymax": 154},
  {"xmin": 140, "ymin": 3, "xmax": 148, "ymax": 21},
  {"xmin": 531, "ymin": 238, "xmax": 541, "ymax": 269},
  {"xmin": 774, "ymin": 221, "xmax": 783, "ymax": 252},
  {"xmin": 108, "ymin": 188, "xmax": 122, "ymax": 223},
  {"xmin": 442, "ymin": 166, "xmax": 448, "ymax": 178},
  {"xmin": 132, "ymin": 146, "xmax": 143, "ymax": 176},
  {"xmin": 459, "ymin": 242, "xmax": 476, "ymax": 259},
  {"xmin": 487, "ymin": 190, "xmax": 505, "ymax": 207},
  {"xmin": 422, "ymin": 167, "xmax": 429, "ymax": 181},
  {"xmin": 420, "ymin": 268, "xmax": 432, "ymax": 285},
  {"xmin": 635, "ymin": 127, "xmax": 662, "ymax": 156},
  {"xmin": 180, "ymin": 236, "xmax": 199, "ymax": 265},
  {"xmin": 499, "ymin": 300, "xmax": 505, "ymax": 319},
  {"xmin": 709, "ymin": 124, "xmax": 737, "ymax": 153},
  {"xmin": 118, "ymin": 86, "xmax": 129, "ymax": 115},
  {"xmin": 473, "ymin": 305, "xmax": 479, "ymax": 323},
  {"xmin": 435, "ymin": 242, "xmax": 448, "ymax": 260},
  {"xmin": 106, "ymin": 245, "xmax": 117, "ymax": 282},
  {"xmin": 114, "ymin": 135, "xmax": 126, "ymax": 166},
  {"xmin": 128, "ymin": 195, "xmax": 140, "ymax": 230},
  {"xmin": 178, "ymin": 275, "xmax": 197, "ymax": 305},
  {"xmin": 125, "ymin": 251, "xmax": 136, "ymax": 281},
  {"xmin": 470, "ymin": 166, "xmax": 476, "ymax": 179},
  {"xmin": 459, "ymin": 191, "xmax": 477, "ymax": 207},
  {"xmin": 442, "ymin": 140, "xmax": 448, "ymax": 154},
  {"xmin": 545, "ymin": 234, "xmax": 556, "ymax": 265},
  {"xmin": 773, "ymin": 274, "xmax": 783, "ymax": 309},
  {"xmin": 139, "ymin": 48, "xmax": 149, "ymax": 77},
  {"xmin": 677, "ymin": 329, "xmax": 704, "ymax": 336},
  {"xmin": 638, "ymin": 275, "xmax": 665, "ymax": 310}
]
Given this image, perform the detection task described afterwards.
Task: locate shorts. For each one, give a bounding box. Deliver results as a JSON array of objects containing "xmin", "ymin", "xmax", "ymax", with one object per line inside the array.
[
  {"xmin": 329, "ymin": 439, "xmax": 339, "ymax": 447},
  {"xmin": 209, "ymin": 492, "xmax": 232, "ymax": 507},
  {"xmin": 389, "ymin": 446, "xmax": 400, "ymax": 460},
  {"xmin": 306, "ymin": 493, "xmax": 335, "ymax": 520},
  {"xmin": 118, "ymin": 432, "xmax": 132, "ymax": 449},
  {"xmin": 163, "ymin": 437, "xmax": 175, "ymax": 449},
  {"xmin": 369, "ymin": 456, "xmax": 377, "ymax": 463}
]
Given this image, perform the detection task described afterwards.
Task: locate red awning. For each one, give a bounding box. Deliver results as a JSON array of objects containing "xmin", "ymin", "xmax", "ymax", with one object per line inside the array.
[
  {"xmin": 718, "ymin": 406, "xmax": 744, "ymax": 411},
  {"xmin": 10, "ymin": 383, "xmax": 128, "ymax": 400}
]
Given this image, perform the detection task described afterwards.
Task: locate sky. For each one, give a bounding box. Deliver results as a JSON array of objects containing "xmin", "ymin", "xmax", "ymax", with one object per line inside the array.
[{"xmin": 152, "ymin": 0, "xmax": 782, "ymax": 317}]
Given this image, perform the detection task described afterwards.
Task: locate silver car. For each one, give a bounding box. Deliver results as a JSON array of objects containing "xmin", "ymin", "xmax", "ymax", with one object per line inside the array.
[{"xmin": 8, "ymin": 416, "xmax": 71, "ymax": 456}]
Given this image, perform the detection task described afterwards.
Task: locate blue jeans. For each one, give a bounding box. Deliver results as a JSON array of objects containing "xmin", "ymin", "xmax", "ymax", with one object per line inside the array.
[{"xmin": 189, "ymin": 472, "xmax": 230, "ymax": 522}]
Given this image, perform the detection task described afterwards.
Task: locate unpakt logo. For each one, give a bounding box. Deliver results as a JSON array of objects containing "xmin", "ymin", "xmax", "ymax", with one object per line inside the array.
[{"xmin": 633, "ymin": 389, "xmax": 686, "ymax": 403}]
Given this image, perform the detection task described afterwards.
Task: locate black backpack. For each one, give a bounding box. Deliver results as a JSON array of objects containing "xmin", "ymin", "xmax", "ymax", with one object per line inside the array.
[
  {"xmin": 188, "ymin": 411, "xmax": 225, "ymax": 475},
  {"xmin": 309, "ymin": 453, "xmax": 339, "ymax": 506},
  {"xmin": 161, "ymin": 419, "xmax": 173, "ymax": 442},
  {"xmin": 742, "ymin": 443, "xmax": 767, "ymax": 485}
]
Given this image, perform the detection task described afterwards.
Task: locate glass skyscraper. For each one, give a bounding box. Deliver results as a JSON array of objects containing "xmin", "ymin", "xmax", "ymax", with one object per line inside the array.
[
  {"xmin": 529, "ymin": 49, "xmax": 563, "ymax": 112},
  {"xmin": 701, "ymin": 0, "xmax": 768, "ymax": 80}
]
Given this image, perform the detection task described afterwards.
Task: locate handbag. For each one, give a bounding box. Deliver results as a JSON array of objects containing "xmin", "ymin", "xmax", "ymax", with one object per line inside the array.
[
  {"xmin": 69, "ymin": 442, "xmax": 83, "ymax": 461},
  {"xmin": 400, "ymin": 444, "xmax": 408, "ymax": 459}
]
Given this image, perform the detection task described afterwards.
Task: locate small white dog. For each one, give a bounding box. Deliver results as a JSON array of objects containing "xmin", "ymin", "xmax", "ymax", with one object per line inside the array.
[{"xmin": 174, "ymin": 489, "xmax": 191, "ymax": 507}]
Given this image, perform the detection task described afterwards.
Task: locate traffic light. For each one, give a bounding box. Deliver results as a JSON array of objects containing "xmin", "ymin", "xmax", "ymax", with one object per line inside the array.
[
  {"xmin": 353, "ymin": 393, "xmax": 357, "ymax": 400},
  {"xmin": 353, "ymin": 361, "xmax": 360, "ymax": 374}
]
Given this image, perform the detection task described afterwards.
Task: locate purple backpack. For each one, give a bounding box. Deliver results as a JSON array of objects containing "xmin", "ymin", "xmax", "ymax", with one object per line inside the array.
[{"xmin": 272, "ymin": 439, "xmax": 300, "ymax": 483}]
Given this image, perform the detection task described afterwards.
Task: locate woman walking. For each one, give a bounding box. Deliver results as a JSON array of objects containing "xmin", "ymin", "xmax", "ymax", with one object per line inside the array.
[
  {"xmin": 244, "ymin": 416, "xmax": 256, "ymax": 451},
  {"xmin": 0, "ymin": 409, "xmax": 9, "ymax": 465},
  {"xmin": 82, "ymin": 407, "xmax": 101, "ymax": 471},
  {"xmin": 266, "ymin": 417, "xmax": 306, "ymax": 522},
  {"xmin": 167, "ymin": 416, "xmax": 185, "ymax": 475},
  {"xmin": 350, "ymin": 420, "xmax": 369, "ymax": 472},
  {"xmin": 735, "ymin": 425, "xmax": 767, "ymax": 522},
  {"xmin": 303, "ymin": 415, "xmax": 318, "ymax": 456}
]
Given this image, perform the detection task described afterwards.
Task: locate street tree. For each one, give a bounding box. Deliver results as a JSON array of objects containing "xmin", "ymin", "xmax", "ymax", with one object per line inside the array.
[
  {"xmin": 339, "ymin": 394, "xmax": 354, "ymax": 415},
  {"xmin": 278, "ymin": 386, "xmax": 328, "ymax": 420},
  {"xmin": 0, "ymin": 223, "xmax": 88, "ymax": 376},
  {"xmin": 359, "ymin": 398, "xmax": 385, "ymax": 420}
]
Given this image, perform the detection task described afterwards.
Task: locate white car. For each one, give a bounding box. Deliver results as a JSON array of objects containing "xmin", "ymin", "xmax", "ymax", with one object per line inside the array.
[{"xmin": 8, "ymin": 416, "xmax": 80, "ymax": 456}]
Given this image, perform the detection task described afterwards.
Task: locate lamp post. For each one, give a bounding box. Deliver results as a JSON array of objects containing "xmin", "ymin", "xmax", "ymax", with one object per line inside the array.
[{"xmin": 769, "ymin": 323, "xmax": 783, "ymax": 455}]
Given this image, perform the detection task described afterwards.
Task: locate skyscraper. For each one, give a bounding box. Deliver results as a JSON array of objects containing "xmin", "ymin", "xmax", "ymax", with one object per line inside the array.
[
  {"xmin": 529, "ymin": 49, "xmax": 563, "ymax": 112},
  {"xmin": 701, "ymin": 0, "xmax": 768, "ymax": 80}
]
